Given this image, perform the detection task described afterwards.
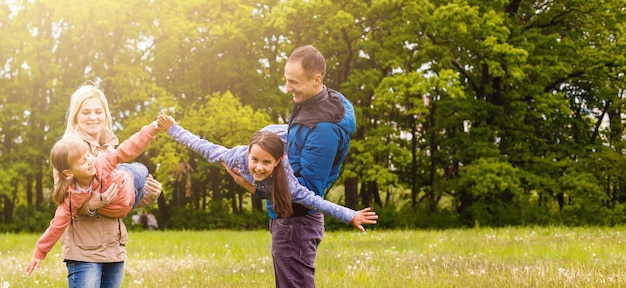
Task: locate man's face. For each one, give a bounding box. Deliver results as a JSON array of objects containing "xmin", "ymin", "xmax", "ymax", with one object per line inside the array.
[{"xmin": 284, "ymin": 60, "xmax": 322, "ymax": 104}]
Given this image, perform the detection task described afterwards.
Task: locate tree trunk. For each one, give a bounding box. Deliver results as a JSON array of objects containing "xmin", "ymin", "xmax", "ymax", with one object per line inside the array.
[
  {"xmin": 344, "ymin": 177, "xmax": 358, "ymax": 210},
  {"xmin": 26, "ymin": 176, "xmax": 33, "ymax": 206},
  {"xmin": 231, "ymin": 190, "xmax": 238, "ymax": 214},
  {"xmin": 2, "ymin": 195, "xmax": 13, "ymax": 223},
  {"xmin": 210, "ymin": 166, "xmax": 221, "ymax": 201},
  {"xmin": 361, "ymin": 181, "xmax": 378, "ymax": 208},
  {"xmin": 372, "ymin": 183, "xmax": 382, "ymax": 207},
  {"xmin": 251, "ymin": 195, "xmax": 263, "ymax": 212},
  {"xmin": 36, "ymin": 167, "xmax": 43, "ymax": 206},
  {"xmin": 410, "ymin": 107, "xmax": 418, "ymax": 208},
  {"xmin": 457, "ymin": 190, "xmax": 474, "ymax": 226},
  {"xmin": 556, "ymin": 193, "xmax": 565, "ymax": 210},
  {"xmin": 427, "ymin": 101, "xmax": 438, "ymax": 212}
]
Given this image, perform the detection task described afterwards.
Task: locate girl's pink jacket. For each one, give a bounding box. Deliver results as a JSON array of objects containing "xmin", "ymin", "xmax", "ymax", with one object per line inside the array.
[{"xmin": 33, "ymin": 124, "xmax": 159, "ymax": 260}]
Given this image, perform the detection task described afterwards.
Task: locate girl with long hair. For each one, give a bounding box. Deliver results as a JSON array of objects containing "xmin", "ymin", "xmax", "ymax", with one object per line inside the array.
[{"xmin": 157, "ymin": 114, "xmax": 377, "ymax": 229}]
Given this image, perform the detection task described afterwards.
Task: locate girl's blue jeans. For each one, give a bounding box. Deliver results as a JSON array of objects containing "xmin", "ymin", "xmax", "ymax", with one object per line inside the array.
[{"xmin": 116, "ymin": 162, "xmax": 148, "ymax": 208}]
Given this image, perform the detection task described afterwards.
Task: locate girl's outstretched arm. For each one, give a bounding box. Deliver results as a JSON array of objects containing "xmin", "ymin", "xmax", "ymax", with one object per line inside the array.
[{"xmin": 164, "ymin": 123, "xmax": 246, "ymax": 165}]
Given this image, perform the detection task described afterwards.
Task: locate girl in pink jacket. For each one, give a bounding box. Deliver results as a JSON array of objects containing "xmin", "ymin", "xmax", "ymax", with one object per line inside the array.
[{"xmin": 26, "ymin": 121, "xmax": 162, "ymax": 275}]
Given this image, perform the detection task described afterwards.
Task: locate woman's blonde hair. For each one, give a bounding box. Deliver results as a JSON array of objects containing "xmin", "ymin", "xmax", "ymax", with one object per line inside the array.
[{"xmin": 63, "ymin": 82, "xmax": 115, "ymax": 145}]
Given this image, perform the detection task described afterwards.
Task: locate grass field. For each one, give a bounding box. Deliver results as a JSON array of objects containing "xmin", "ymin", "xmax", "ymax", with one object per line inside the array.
[{"xmin": 1, "ymin": 227, "xmax": 625, "ymax": 287}]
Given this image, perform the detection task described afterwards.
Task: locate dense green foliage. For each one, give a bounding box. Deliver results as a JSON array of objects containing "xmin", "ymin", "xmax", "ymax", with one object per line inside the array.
[{"xmin": 1, "ymin": 0, "xmax": 625, "ymax": 231}]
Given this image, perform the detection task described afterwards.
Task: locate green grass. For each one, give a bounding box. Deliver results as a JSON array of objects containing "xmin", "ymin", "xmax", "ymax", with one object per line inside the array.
[{"xmin": 2, "ymin": 227, "xmax": 625, "ymax": 287}]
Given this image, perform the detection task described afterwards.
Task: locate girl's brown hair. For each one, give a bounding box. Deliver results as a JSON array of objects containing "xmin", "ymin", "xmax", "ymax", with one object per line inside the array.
[
  {"xmin": 248, "ymin": 131, "xmax": 293, "ymax": 217},
  {"xmin": 49, "ymin": 137, "xmax": 89, "ymax": 205}
]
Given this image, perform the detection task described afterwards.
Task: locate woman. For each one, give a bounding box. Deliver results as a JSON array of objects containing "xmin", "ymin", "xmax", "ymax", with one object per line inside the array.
[
  {"xmin": 27, "ymin": 119, "xmax": 163, "ymax": 277},
  {"xmin": 52, "ymin": 83, "xmax": 161, "ymax": 288}
]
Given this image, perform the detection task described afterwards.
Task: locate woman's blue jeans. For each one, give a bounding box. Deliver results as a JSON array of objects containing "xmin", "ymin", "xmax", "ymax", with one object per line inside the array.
[{"xmin": 66, "ymin": 260, "xmax": 124, "ymax": 288}]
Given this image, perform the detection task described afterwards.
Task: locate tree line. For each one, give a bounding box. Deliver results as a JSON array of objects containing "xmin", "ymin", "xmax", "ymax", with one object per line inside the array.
[{"xmin": 1, "ymin": 0, "xmax": 625, "ymax": 231}]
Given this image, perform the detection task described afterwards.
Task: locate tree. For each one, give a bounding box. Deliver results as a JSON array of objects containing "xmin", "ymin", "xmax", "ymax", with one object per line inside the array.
[{"xmin": 2, "ymin": 0, "xmax": 625, "ymax": 230}]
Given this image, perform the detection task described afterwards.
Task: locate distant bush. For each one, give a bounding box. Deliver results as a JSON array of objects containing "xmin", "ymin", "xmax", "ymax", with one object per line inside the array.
[
  {"xmin": 9, "ymin": 204, "xmax": 56, "ymax": 233},
  {"xmin": 166, "ymin": 201, "xmax": 268, "ymax": 230}
]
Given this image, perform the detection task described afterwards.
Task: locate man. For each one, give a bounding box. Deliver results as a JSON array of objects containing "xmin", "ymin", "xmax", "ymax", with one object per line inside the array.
[
  {"xmin": 227, "ymin": 45, "xmax": 357, "ymax": 287},
  {"xmin": 275, "ymin": 45, "xmax": 356, "ymax": 287}
]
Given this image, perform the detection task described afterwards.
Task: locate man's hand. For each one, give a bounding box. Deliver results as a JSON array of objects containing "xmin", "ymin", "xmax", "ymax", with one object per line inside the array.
[
  {"xmin": 221, "ymin": 162, "xmax": 255, "ymax": 193},
  {"xmin": 351, "ymin": 207, "xmax": 378, "ymax": 232}
]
